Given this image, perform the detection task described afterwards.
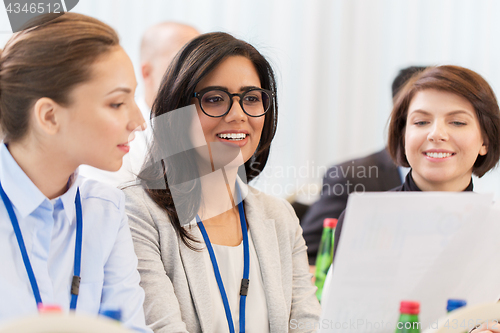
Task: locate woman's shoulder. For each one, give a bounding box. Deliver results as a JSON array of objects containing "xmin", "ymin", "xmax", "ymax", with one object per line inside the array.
[
  {"xmin": 245, "ymin": 185, "xmax": 305, "ymax": 259},
  {"xmin": 245, "ymin": 185, "xmax": 298, "ymax": 223},
  {"xmin": 77, "ymin": 176, "xmax": 124, "ymax": 211},
  {"xmin": 121, "ymin": 182, "xmax": 151, "ymax": 203},
  {"xmin": 120, "ymin": 183, "xmax": 179, "ymax": 232},
  {"xmin": 246, "ymin": 183, "xmax": 289, "ymax": 204},
  {"xmin": 121, "ymin": 183, "xmax": 164, "ymax": 216}
]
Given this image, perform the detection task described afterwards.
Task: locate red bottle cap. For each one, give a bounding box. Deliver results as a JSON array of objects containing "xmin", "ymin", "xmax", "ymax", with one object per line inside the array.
[
  {"xmin": 400, "ymin": 301, "xmax": 420, "ymax": 315},
  {"xmin": 323, "ymin": 218, "xmax": 338, "ymax": 228},
  {"xmin": 38, "ymin": 304, "xmax": 63, "ymax": 313}
]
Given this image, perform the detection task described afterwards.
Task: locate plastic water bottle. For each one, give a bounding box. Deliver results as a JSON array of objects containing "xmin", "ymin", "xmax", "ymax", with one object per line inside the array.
[
  {"xmin": 314, "ymin": 218, "xmax": 337, "ymax": 302},
  {"xmin": 99, "ymin": 309, "xmax": 122, "ymax": 322},
  {"xmin": 396, "ymin": 301, "xmax": 421, "ymax": 333},
  {"xmin": 447, "ymin": 299, "xmax": 466, "ymax": 312},
  {"xmin": 38, "ymin": 304, "xmax": 63, "ymax": 313}
]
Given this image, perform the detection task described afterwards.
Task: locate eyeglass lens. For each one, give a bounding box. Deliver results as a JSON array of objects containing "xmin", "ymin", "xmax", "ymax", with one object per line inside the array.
[{"xmin": 200, "ymin": 89, "xmax": 270, "ymax": 117}]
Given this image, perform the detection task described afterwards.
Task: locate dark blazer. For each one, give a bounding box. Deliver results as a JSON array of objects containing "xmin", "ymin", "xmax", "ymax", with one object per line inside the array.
[{"xmin": 301, "ymin": 148, "xmax": 401, "ymax": 264}]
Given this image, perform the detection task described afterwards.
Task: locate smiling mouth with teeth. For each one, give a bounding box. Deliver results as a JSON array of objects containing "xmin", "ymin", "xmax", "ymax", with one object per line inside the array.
[
  {"xmin": 217, "ymin": 133, "xmax": 248, "ymax": 141},
  {"xmin": 425, "ymin": 152, "xmax": 454, "ymax": 158}
]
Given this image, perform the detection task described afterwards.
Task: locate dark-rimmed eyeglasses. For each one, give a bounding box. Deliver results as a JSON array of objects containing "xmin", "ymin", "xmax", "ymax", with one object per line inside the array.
[{"xmin": 193, "ymin": 88, "xmax": 274, "ymax": 118}]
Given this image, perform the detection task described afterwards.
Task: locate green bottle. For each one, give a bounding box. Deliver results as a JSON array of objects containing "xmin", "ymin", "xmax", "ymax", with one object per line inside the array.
[
  {"xmin": 314, "ymin": 218, "xmax": 337, "ymax": 302},
  {"xmin": 396, "ymin": 301, "xmax": 421, "ymax": 333}
]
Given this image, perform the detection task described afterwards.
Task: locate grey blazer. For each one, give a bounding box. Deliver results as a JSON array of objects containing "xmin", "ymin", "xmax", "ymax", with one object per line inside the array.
[{"xmin": 123, "ymin": 184, "xmax": 321, "ymax": 333}]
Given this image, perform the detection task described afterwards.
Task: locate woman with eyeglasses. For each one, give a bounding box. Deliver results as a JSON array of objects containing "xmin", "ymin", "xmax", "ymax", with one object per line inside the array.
[
  {"xmin": 0, "ymin": 13, "xmax": 150, "ymax": 332},
  {"xmin": 123, "ymin": 32, "xmax": 321, "ymax": 333}
]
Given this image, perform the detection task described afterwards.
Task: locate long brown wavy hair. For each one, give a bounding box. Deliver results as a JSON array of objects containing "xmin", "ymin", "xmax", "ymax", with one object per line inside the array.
[{"xmin": 137, "ymin": 32, "xmax": 278, "ymax": 249}]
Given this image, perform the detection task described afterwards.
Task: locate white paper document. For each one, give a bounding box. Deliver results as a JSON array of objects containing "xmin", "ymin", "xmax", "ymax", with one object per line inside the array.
[{"xmin": 319, "ymin": 192, "xmax": 500, "ymax": 333}]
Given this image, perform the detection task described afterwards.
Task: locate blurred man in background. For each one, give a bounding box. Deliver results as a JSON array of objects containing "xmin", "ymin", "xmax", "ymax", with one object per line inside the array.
[
  {"xmin": 301, "ymin": 66, "xmax": 426, "ymax": 266},
  {"xmin": 140, "ymin": 22, "xmax": 200, "ymax": 109}
]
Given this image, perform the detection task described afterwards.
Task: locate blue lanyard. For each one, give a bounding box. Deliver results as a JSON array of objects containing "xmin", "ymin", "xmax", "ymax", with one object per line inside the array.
[
  {"xmin": 0, "ymin": 181, "xmax": 83, "ymax": 310},
  {"xmin": 196, "ymin": 183, "xmax": 250, "ymax": 333}
]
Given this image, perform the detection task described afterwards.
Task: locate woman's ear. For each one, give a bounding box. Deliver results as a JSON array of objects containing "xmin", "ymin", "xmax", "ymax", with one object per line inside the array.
[
  {"xmin": 32, "ymin": 97, "xmax": 60, "ymax": 135},
  {"xmin": 479, "ymin": 142, "xmax": 488, "ymax": 156},
  {"xmin": 401, "ymin": 126, "xmax": 408, "ymax": 165}
]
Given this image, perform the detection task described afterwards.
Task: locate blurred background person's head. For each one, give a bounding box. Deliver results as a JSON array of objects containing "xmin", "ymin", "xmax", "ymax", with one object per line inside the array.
[
  {"xmin": 392, "ymin": 66, "xmax": 427, "ymax": 98},
  {"xmin": 140, "ymin": 22, "xmax": 199, "ymax": 108}
]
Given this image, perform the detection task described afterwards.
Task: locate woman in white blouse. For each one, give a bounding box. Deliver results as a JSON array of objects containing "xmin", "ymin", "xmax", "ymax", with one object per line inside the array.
[
  {"xmin": 0, "ymin": 13, "xmax": 150, "ymax": 332},
  {"xmin": 123, "ymin": 32, "xmax": 320, "ymax": 333}
]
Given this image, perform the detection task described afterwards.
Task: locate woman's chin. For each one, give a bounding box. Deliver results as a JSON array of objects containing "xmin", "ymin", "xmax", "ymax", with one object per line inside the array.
[{"xmin": 89, "ymin": 160, "xmax": 123, "ymax": 173}]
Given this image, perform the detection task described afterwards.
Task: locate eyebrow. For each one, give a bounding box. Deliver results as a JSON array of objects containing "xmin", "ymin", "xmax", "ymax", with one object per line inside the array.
[
  {"xmin": 203, "ymin": 85, "xmax": 261, "ymax": 92},
  {"xmin": 106, "ymin": 87, "xmax": 133, "ymax": 95},
  {"xmin": 409, "ymin": 109, "xmax": 474, "ymax": 118}
]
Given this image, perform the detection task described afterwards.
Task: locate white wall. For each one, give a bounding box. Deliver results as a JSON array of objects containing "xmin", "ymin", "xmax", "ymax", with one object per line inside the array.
[{"xmin": 2, "ymin": 0, "xmax": 500, "ymax": 200}]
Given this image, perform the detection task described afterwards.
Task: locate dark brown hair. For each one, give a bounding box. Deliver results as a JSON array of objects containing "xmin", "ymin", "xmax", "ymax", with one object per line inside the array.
[
  {"xmin": 0, "ymin": 13, "xmax": 119, "ymax": 142},
  {"xmin": 137, "ymin": 32, "xmax": 278, "ymax": 249},
  {"xmin": 388, "ymin": 65, "xmax": 500, "ymax": 177}
]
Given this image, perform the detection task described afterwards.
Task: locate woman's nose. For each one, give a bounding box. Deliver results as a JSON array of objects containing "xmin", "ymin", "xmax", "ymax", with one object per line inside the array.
[
  {"xmin": 127, "ymin": 102, "xmax": 147, "ymax": 132},
  {"xmin": 224, "ymin": 97, "xmax": 246, "ymax": 122},
  {"xmin": 427, "ymin": 121, "xmax": 448, "ymax": 142}
]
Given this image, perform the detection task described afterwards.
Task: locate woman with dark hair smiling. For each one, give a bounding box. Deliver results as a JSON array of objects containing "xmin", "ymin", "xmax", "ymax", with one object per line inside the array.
[{"xmin": 123, "ymin": 32, "xmax": 321, "ymax": 332}]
